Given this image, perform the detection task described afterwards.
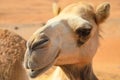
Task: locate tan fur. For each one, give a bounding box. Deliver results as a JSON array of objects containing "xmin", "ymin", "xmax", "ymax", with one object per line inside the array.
[
  {"xmin": 24, "ymin": 2, "xmax": 110, "ymax": 80},
  {"xmin": 0, "ymin": 29, "xmax": 28, "ymax": 80}
]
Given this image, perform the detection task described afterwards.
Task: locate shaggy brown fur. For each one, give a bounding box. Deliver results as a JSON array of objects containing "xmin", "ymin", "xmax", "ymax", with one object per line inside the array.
[
  {"xmin": 0, "ymin": 29, "xmax": 28, "ymax": 80},
  {"xmin": 60, "ymin": 63, "xmax": 97, "ymax": 80}
]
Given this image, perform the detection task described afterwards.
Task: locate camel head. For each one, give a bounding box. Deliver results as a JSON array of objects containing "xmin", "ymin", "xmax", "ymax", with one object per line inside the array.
[{"xmin": 24, "ymin": 2, "xmax": 110, "ymax": 79}]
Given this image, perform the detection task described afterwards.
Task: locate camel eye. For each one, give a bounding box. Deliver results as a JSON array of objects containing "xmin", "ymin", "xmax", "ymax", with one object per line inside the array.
[
  {"xmin": 75, "ymin": 24, "xmax": 92, "ymax": 46},
  {"xmin": 76, "ymin": 28, "xmax": 91, "ymax": 37}
]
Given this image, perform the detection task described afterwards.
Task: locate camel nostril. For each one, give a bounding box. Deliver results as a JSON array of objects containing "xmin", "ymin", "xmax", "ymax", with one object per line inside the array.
[
  {"xmin": 32, "ymin": 38, "xmax": 49, "ymax": 49},
  {"xmin": 31, "ymin": 35, "xmax": 49, "ymax": 50}
]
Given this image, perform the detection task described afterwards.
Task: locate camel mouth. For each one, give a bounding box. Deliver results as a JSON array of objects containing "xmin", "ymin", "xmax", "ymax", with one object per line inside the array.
[
  {"xmin": 29, "ymin": 63, "xmax": 52, "ymax": 78},
  {"xmin": 29, "ymin": 60, "xmax": 54, "ymax": 78},
  {"xmin": 28, "ymin": 49, "xmax": 60, "ymax": 78}
]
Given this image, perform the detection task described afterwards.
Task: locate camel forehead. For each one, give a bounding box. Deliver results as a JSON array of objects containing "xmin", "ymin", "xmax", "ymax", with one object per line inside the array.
[
  {"xmin": 48, "ymin": 14, "xmax": 90, "ymax": 26},
  {"xmin": 32, "ymin": 15, "xmax": 91, "ymax": 39}
]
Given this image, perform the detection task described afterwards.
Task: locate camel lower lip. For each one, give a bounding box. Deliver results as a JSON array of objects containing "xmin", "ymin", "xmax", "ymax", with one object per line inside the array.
[
  {"xmin": 29, "ymin": 61, "xmax": 54, "ymax": 78},
  {"xmin": 29, "ymin": 66, "xmax": 50, "ymax": 78}
]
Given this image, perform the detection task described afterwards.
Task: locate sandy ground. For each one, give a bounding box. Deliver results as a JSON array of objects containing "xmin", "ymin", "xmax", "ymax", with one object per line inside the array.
[{"xmin": 0, "ymin": 0, "xmax": 120, "ymax": 80}]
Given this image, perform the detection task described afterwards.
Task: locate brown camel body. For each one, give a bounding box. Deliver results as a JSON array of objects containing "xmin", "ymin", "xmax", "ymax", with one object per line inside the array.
[
  {"xmin": 24, "ymin": 2, "xmax": 110, "ymax": 80},
  {"xmin": 0, "ymin": 29, "xmax": 28, "ymax": 80}
]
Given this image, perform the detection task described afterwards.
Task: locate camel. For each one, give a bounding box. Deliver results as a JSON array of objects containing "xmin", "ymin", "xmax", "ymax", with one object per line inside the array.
[
  {"xmin": 24, "ymin": 2, "xmax": 110, "ymax": 80},
  {"xmin": 0, "ymin": 29, "xmax": 29, "ymax": 80}
]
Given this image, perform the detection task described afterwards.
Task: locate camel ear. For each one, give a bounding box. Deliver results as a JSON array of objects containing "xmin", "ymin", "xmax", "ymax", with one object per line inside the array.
[
  {"xmin": 95, "ymin": 2, "xmax": 110, "ymax": 24},
  {"xmin": 52, "ymin": 2, "xmax": 61, "ymax": 16}
]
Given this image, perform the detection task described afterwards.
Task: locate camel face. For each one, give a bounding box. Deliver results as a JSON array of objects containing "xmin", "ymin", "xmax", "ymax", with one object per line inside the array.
[{"xmin": 24, "ymin": 2, "xmax": 110, "ymax": 79}]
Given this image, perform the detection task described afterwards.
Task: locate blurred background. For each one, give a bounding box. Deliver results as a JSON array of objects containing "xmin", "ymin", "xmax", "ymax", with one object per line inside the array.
[{"xmin": 0, "ymin": 0, "xmax": 120, "ymax": 80}]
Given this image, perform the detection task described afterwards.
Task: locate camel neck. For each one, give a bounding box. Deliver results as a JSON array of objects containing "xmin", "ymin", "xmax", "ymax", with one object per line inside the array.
[{"xmin": 60, "ymin": 63, "xmax": 98, "ymax": 80}]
